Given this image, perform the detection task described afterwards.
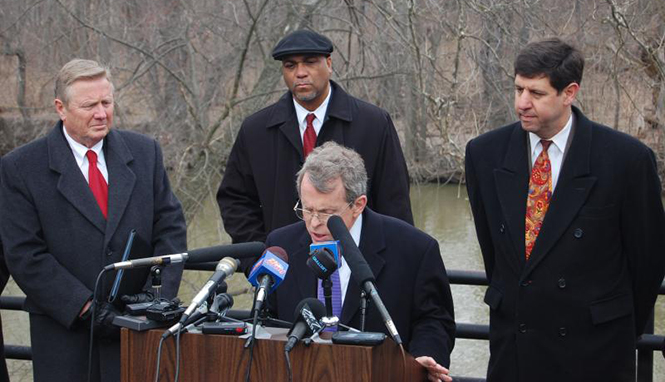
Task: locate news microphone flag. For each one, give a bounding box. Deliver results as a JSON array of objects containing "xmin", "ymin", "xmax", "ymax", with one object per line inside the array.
[
  {"xmin": 247, "ymin": 249, "xmax": 289, "ymax": 294},
  {"xmin": 309, "ymin": 240, "xmax": 341, "ymax": 267}
]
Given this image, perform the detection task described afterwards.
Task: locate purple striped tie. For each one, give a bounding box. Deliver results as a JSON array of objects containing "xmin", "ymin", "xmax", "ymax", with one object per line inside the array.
[{"xmin": 317, "ymin": 270, "xmax": 342, "ymax": 332}]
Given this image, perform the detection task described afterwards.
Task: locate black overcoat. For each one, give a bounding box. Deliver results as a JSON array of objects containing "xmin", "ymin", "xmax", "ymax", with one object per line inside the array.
[
  {"xmin": 0, "ymin": 122, "xmax": 187, "ymax": 382},
  {"xmin": 465, "ymin": 106, "xmax": 665, "ymax": 382},
  {"xmin": 217, "ymin": 81, "xmax": 413, "ymax": 245}
]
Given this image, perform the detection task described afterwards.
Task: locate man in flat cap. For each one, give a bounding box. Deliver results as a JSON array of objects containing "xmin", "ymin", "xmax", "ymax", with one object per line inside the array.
[{"xmin": 217, "ymin": 29, "xmax": 414, "ymax": 247}]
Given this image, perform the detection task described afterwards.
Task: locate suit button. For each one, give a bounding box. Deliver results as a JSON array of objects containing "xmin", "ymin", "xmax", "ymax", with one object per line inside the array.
[
  {"xmin": 573, "ymin": 228, "xmax": 583, "ymax": 238},
  {"xmin": 107, "ymin": 251, "xmax": 114, "ymax": 257},
  {"xmin": 519, "ymin": 323, "xmax": 527, "ymax": 333},
  {"xmin": 521, "ymin": 280, "xmax": 532, "ymax": 287},
  {"xmin": 499, "ymin": 224, "xmax": 505, "ymax": 233},
  {"xmin": 559, "ymin": 327, "xmax": 567, "ymax": 337},
  {"xmin": 558, "ymin": 278, "xmax": 566, "ymax": 288}
]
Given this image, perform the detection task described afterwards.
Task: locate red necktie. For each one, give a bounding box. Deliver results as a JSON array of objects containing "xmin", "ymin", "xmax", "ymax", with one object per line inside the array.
[
  {"xmin": 86, "ymin": 150, "xmax": 108, "ymax": 219},
  {"xmin": 525, "ymin": 140, "xmax": 552, "ymax": 260},
  {"xmin": 303, "ymin": 113, "xmax": 317, "ymax": 158}
]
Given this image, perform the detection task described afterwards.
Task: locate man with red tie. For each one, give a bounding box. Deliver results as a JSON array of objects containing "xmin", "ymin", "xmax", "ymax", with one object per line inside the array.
[
  {"xmin": 465, "ymin": 38, "xmax": 665, "ymax": 381},
  {"xmin": 0, "ymin": 59, "xmax": 186, "ymax": 382},
  {"xmin": 217, "ymin": 29, "xmax": 413, "ymax": 249}
]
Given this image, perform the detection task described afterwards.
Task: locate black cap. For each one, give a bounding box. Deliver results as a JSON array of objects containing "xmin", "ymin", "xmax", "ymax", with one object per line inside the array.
[{"xmin": 272, "ymin": 30, "xmax": 333, "ymax": 60}]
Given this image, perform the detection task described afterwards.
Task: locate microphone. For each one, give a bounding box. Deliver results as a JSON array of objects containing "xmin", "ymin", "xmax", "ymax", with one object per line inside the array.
[
  {"xmin": 247, "ymin": 247, "xmax": 289, "ymax": 314},
  {"xmin": 103, "ymin": 242, "xmax": 265, "ymax": 271},
  {"xmin": 179, "ymin": 257, "xmax": 239, "ymax": 324},
  {"xmin": 163, "ymin": 293, "xmax": 235, "ymax": 338},
  {"xmin": 284, "ymin": 298, "xmax": 326, "ymax": 353},
  {"xmin": 306, "ymin": 247, "xmax": 338, "ymax": 279},
  {"xmin": 327, "ymin": 215, "xmax": 402, "ymax": 345}
]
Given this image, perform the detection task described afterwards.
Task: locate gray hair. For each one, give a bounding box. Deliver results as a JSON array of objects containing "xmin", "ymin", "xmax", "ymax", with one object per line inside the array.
[
  {"xmin": 296, "ymin": 141, "xmax": 367, "ymax": 202},
  {"xmin": 55, "ymin": 59, "xmax": 113, "ymax": 105}
]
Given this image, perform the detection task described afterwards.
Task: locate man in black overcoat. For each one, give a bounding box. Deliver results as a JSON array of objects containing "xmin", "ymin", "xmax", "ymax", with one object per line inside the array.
[
  {"xmin": 465, "ymin": 38, "xmax": 665, "ymax": 381},
  {"xmin": 266, "ymin": 142, "xmax": 455, "ymax": 382},
  {"xmin": 217, "ymin": 29, "xmax": 413, "ymax": 247},
  {"xmin": 0, "ymin": 59, "xmax": 187, "ymax": 382}
]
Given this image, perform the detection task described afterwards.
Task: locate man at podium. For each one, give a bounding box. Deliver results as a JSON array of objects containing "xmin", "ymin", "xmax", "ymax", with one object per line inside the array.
[{"xmin": 265, "ymin": 142, "xmax": 455, "ymax": 381}]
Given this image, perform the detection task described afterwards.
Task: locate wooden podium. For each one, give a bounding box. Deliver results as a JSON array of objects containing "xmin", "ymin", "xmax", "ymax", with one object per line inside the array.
[{"xmin": 121, "ymin": 327, "xmax": 427, "ymax": 381}]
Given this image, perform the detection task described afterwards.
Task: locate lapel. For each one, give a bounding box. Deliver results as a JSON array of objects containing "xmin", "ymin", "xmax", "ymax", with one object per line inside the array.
[
  {"xmin": 267, "ymin": 92, "xmax": 306, "ymax": 160},
  {"xmin": 341, "ymin": 209, "xmax": 387, "ymax": 324},
  {"xmin": 48, "ymin": 122, "xmax": 107, "ymax": 234},
  {"xmin": 493, "ymin": 124, "xmax": 530, "ymax": 275},
  {"xmin": 266, "ymin": 81, "xmax": 353, "ymax": 161},
  {"xmin": 522, "ymin": 107, "xmax": 596, "ymax": 278},
  {"xmin": 102, "ymin": 130, "xmax": 136, "ymax": 248}
]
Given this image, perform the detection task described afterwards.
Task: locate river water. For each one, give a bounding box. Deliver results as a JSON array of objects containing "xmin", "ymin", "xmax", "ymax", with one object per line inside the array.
[{"xmin": 3, "ymin": 184, "xmax": 664, "ymax": 380}]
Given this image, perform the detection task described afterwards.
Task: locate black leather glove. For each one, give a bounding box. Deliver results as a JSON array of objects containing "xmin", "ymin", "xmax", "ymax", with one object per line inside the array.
[
  {"xmin": 120, "ymin": 290, "xmax": 155, "ymax": 304},
  {"xmin": 93, "ymin": 301, "xmax": 122, "ymax": 339}
]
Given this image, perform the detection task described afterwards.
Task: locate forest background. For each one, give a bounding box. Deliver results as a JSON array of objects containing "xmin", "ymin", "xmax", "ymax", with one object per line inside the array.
[
  {"xmin": 1, "ymin": 0, "xmax": 665, "ymax": 380},
  {"xmin": 1, "ymin": 0, "xmax": 664, "ymax": 225}
]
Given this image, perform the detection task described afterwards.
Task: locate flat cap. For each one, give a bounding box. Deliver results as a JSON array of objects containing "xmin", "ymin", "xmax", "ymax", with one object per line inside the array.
[{"xmin": 272, "ymin": 30, "xmax": 333, "ymax": 60}]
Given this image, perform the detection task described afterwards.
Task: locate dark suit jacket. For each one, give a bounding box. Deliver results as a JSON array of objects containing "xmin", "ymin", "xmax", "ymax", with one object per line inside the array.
[
  {"xmin": 465, "ymin": 106, "xmax": 665, "ymax": 382},
  {"xmin": 217, "ymin": 81, "xmax": 413, "ymax": 246},
  {"xmin": 265, "ymin": 208, "xmax": 455, "ymax": 366},
  {"xmin": 0, "ymin": 122, "xmax": 187, "ymax": 382}
]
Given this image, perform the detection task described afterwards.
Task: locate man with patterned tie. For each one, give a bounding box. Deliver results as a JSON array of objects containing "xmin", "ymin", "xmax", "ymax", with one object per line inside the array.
[
  {"xmin": 465, "ymin": 38, "xmax": 665, "ymax": 382},
  {"xmin": 0, "ymin": 59, "xmax": 186, "ymax": 382},
  {"xmin": 266, "ymin": 142, "xmax": 455, "ymax": 382},
  {"xmin": 217, "ymin": 29, "xmax": 413, "ymax": 251}
]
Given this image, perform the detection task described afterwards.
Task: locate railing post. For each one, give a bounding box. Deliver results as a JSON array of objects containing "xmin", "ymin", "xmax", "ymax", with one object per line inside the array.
[{"xmin": 637, "ymin": 311, "xmax": 654, "ymax": 382}]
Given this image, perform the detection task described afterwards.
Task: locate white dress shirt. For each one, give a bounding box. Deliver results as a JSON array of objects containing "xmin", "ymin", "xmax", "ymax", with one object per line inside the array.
[
  {"xmin": 62, "ymin": 126, "xmax": 108, "ymax": 183},
  {"xmin": 293, "ymin": 86, "xmax": 332, "ymax": 144},
  {"xmin": 528, "ymin": 113, "xmax": 573, "ymax": 191}
]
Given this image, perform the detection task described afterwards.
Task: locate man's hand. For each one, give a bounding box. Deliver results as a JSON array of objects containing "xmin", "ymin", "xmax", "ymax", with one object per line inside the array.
[
  {"xmin": 415, "ymin": 356, "xmax": 452, "ymax": 382},
  {"xmin": 93, "ymin": 302, "xmax": 122, "ymax": 339}
]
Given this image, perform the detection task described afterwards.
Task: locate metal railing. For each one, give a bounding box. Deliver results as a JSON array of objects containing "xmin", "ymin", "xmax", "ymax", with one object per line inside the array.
[{"xmin": 1, "ymin": 267, "xmax": 663, "ymax": 382}]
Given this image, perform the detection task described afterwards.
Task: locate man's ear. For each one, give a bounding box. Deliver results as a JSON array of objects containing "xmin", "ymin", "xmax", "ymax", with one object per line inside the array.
[
  {"xmin": 563, "ymin": 82, "xmax": 580, "ymax": 106},
  {"xmin": 55, "ymin": 99, "xmax": 67, "ymax": 121},
  {"xmin": 352, "ymin": 195, "xmax": 367, "ymax": 218}
]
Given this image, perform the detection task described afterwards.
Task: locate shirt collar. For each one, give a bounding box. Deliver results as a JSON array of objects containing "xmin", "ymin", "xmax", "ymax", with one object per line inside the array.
[
  {"xmin": 349, "ymin": 213, "xmax": 362, "ymax": 247},
  {"xmin": 293, "ymin": 82, "xmax": 332, "ymax": 126},
  {"xmin": 62, "ymin": 125, "xmax": 104, "ymax": 166},
  {"xmin": 528, "ymin": 112, "xmax": 573, "ymax": 157}
]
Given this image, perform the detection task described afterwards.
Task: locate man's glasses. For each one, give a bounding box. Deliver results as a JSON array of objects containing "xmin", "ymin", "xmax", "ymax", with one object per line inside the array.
[{"xmin": 293, "ymin": 200, "xmax": 353, "ymax": 223}]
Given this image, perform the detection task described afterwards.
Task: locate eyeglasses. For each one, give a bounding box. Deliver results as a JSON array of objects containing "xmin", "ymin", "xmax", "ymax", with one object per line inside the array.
[{"xmin": 293, "ymin": 200, "xmax": 354, "ymax": 223}]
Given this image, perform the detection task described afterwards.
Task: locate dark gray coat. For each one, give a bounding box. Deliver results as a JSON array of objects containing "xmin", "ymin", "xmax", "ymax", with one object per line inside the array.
[
  {"xmin": 465, "ymin": 106, "xmax": 665, "ymax": 382},
  {"xmin": 0, "ymin": 122, "xmax": 187, "ymax": 382}
]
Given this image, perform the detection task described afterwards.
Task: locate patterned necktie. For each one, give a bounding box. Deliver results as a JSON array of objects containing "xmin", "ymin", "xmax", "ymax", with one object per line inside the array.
[
  {"xmin": 86, "ymin": 150, "xmax": 108, "ymax": 219},
  {"xmin": 317, "ymin": 270, "xmax": 342, "ymax": 332},
  {"xmin": 303, "ymin": 113, "xmax": 317, "ymax": 158},
  {"xmin": 525, "ymin": 140, "xmax": 553, "ymax": 260}
]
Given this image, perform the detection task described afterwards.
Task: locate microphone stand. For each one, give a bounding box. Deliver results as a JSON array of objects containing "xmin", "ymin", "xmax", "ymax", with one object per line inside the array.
[
  {"xmin": 359, "ymin": 290, "xmax": 368, "ymax": 332},
  {"xmin": 322, "ymin": 277, "xmax": 333, "ymax": 318}
]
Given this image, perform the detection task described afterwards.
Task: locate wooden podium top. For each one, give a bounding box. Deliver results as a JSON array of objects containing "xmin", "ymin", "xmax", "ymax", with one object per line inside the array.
[{"xmin": 121, "ymin": 327, "xmax": 427, "ymax": 381}]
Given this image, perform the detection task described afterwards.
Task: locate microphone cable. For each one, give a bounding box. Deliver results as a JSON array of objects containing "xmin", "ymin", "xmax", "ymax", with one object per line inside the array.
[
  {"xmin": 87, "ymin": 268, "xmax": 109, "ymax": 382},
  {"xmin": 244, "ymin": 287, "xmax": 261, "ymax": 382},
  {"xmin": 174, "ymin": 325, "xmax": 182, "ymax": 382},
  {"xmin": 153, "ymin": 335, "xmax": 167, "ymax": 382},
  {"xmin": 284, "ymin": 348, "xmax": 293, "ymax": 382}
]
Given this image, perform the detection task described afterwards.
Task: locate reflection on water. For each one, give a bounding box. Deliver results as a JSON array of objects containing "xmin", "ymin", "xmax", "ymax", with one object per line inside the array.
[{"xmin": 3, "ymin": 184, "xmax": 664, "ymax": 380}]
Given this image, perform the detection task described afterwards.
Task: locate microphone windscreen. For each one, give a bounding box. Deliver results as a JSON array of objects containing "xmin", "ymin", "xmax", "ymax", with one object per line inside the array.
[
  {"xmin": 326, "ymin": 215, "xmax": 375, "ymax": 285},
  {"xmin": 187, "ymin": 242, "xmax": 266, "ymax": 263},
  {"xmin": 306, "ymin": 248, "xmax": 338, "ymax": 279},
  {"xmin": 247, "ymin": 247, "xmax": 290, "ymax": 292},
  {"xmin": 293, "ymin": 297, "xmax": 326, "ymax": 321},
  {"xmin": 266, "ymin": 246, "xmax": 289, "ymax": 263}
]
